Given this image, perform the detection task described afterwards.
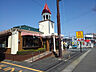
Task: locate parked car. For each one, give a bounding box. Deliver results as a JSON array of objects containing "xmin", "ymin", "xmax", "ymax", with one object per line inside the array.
[{"xmin": 72, "ymin": 45, "xmax": 77, "ymax": 49}]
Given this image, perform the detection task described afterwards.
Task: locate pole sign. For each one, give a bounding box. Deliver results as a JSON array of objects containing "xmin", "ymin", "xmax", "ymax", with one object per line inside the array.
[{"xmin": 76, "ymin": 31, "xmax": 84, "ymax": 38}]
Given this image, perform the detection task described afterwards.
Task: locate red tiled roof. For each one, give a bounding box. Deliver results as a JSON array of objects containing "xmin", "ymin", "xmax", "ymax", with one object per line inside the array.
[{"xmin": 42, "ymin": 3, "xmax": 51, "ymax": 14}]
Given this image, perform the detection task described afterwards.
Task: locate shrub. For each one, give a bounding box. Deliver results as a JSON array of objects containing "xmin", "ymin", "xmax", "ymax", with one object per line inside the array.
[
  {"xmin": 38, "ymin": 48, "xmax": 46, "ymax": 52},
  {"xmin": 17, "ymin": 48, "xmax": 46, "ymax": 55}
]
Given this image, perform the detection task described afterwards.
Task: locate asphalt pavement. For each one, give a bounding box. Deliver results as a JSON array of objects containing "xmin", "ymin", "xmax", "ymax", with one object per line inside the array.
[
  {"xmin": 0, "ymin": 48, "xmax": 89, "ymax": 72},
  {"xmin": 73, "ymin": 48, "xmax": 96, "ymax": 72}
]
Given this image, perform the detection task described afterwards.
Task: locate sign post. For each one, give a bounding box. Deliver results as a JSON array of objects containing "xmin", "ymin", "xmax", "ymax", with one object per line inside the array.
[{"xmin": 76, "ymin": 31, "xmax": 84, "ymax": 52}]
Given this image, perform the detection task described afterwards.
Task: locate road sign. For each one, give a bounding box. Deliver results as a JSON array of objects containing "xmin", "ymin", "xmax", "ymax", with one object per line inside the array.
[{"xmin": 76, "ymin": 31, "xmax": 84, "ymax": 38}]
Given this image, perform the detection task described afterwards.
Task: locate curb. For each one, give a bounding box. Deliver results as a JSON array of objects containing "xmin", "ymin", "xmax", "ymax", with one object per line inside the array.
[{"xmin": 61, "ymin": 49, "xmax": 92, "ymax": 72}]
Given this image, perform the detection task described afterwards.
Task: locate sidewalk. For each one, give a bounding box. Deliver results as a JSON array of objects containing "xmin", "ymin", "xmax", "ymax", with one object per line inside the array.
[
  {"xmin": 25, "ymin": 51, "xmax": 52, "ymax": 62},
  {"xmin": 24, "ymin": 50, "xmax": 72, "ymax": 71},
  {"xmin": 25, "ymin": 49, "xmax": 71, "ymax": 63}
]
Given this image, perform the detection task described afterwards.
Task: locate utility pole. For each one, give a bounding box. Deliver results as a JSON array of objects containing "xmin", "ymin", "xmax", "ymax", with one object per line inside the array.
[
  {"xmin": 80, "ymin": 41, "xmax": 82, "ymax": 52},
  {"xmin": 57, "ymin": 0, "xmax": 62, "ymax": 58}
]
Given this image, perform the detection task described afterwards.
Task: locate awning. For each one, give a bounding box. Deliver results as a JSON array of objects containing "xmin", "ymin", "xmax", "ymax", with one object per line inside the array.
[{"xmin": 21, "ymin": 32, "xmax": 42, "ymax": 36}]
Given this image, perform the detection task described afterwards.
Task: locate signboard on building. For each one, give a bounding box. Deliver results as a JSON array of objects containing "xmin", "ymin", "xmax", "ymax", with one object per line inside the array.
[{"xmin": 76, "ymin": 31, "xmax": 84, "ymax": 38}]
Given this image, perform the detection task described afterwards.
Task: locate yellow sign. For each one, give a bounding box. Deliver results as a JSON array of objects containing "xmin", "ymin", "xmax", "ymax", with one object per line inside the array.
[
  {"xmin": 72, "ymin": 42, "xmax": 74, "ymax": 45},
  {"xmin": 76, "ymin": 31, "xmax": 84, "ymax": 38}
]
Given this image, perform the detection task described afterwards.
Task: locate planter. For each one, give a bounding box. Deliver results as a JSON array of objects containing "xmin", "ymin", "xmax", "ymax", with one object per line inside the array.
[{"xmin": 5, "ymin": 51, "xmax": 44, "ymax": 61}]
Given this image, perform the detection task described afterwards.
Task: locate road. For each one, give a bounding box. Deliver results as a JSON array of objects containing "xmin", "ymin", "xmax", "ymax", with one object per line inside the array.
[
  {"xmin": 0, "ymin": 48, "xmax": 89, "ymax": 72},
  {"xmin": 0, "ymin": 61, "xmax": 43, "ymax": 72},
  {"xmin": 73, "ymin": 48, "xmax": 96, "ymax": 72}
]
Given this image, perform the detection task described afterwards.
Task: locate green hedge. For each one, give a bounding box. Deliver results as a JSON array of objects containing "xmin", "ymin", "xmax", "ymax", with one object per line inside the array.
[{"xmin": 17, "ymin": 48, "xmax": 46, "ymax": 55}]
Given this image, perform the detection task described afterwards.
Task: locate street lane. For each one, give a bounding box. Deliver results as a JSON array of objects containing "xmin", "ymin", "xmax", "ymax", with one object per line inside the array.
[
  {"xmin": 0, "ymin": 48, "xmax": 89, "ymax": 72},
  {"xmin": 73, "ymin": 48, "xmax": 96, "ymax": 72}
]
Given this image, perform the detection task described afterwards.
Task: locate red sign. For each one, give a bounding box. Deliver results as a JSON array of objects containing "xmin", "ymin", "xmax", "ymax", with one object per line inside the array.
[{"xmin": 85, "ymin": 40, "xmax": 90, "ymax": 42}]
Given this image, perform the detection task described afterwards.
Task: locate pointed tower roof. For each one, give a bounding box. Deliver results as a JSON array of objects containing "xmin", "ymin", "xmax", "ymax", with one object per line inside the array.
[{"xmin": 42, "ymin": 3, "xmax": 51, "ymax": 14}]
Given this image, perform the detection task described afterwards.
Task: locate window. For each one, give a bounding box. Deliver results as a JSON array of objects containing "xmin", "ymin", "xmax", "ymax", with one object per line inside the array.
[
  {"xmin": 46, "ymin": 15, "xmax": 48, "ymax": 20},
  {"xmin": 49, "ymin": 16, "xmax": 50, "ymax": 20},
  {"xmin": 51, "ymin": 23, "xmax": 53, "ymax": 28},
  {"xmin": 22, "ymin": 36, "xmax": 41, "ymax": 48},
  {"xmin": 85, "ymin": 37, "xmax": 92, "ymax": 39},
  {"xmin": 43, "ymin": 15, "xmax": 45, "ymax": 20},
  {"xmin": 0, "ymin": 37, "xmax": 8, "ymax": 48}
]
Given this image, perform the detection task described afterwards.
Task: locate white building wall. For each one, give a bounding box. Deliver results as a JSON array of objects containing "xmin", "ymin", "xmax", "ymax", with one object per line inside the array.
[
  {"xmin": 85, "ymin": 35, "xmax": 93, "ymax": 38},
  {"xmin": 8, "ymin": 36, "xmax": 12, "ymax": 48},
  {"xmin": 39, "ymin": 21, "xmax": 49, "ymax": 35},
  {"xmin": 91, "ymin": 43, "xmax": 94, "ymax": 48},
  {"xmin": 49, "ymin": 21, "xmax": 54, "ymax": 34},
  {"xmin": 61, "ymin": 39, "xmax": 64, "ymax": 50},
  {"xmin": 11, "ymin": 31, "xmax": 19, "ymax": 54},
  {"xmin": 53, "ymin": 35, "xmax": 56, "ymax": 52},
  {"xmin": 39, "ymin": 21, "xmax": 54, "ymax": 35}
]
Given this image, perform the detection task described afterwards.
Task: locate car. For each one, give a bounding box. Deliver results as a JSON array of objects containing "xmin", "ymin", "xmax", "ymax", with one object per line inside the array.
[{"xmin": 72, "ymin": 45, "xmax": 77, "ymax": 49}]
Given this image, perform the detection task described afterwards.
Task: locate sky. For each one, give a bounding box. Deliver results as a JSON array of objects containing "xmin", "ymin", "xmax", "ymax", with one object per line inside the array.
[{"xmin": 0, "ymin": 0, "xmax": 96, "ymax": 37}]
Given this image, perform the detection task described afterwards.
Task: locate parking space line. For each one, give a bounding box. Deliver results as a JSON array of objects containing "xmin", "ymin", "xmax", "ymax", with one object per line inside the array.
[
  {"xmin": 1, "ymin": 61, "xmax": 43, "ymax": 72},
  {"xmin": 10, "ymin": 68, "xmax": 15, "ymax": 72},
  {"xmin": 0, "ymin": 65, "xmax": 7, "ymax": 69},
  {"xmin": 19, "ymin": 70, "xmax": 23, "ymax": 72},
  {"xmin": 3, "ymin": 67, "xmax": 12, "ymax": 71}
]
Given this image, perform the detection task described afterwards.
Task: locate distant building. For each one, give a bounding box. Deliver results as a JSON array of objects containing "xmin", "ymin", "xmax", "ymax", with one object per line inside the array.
[{"xmin": 84, "ymin": 33, "xmax": 96, "ymax": 48}]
